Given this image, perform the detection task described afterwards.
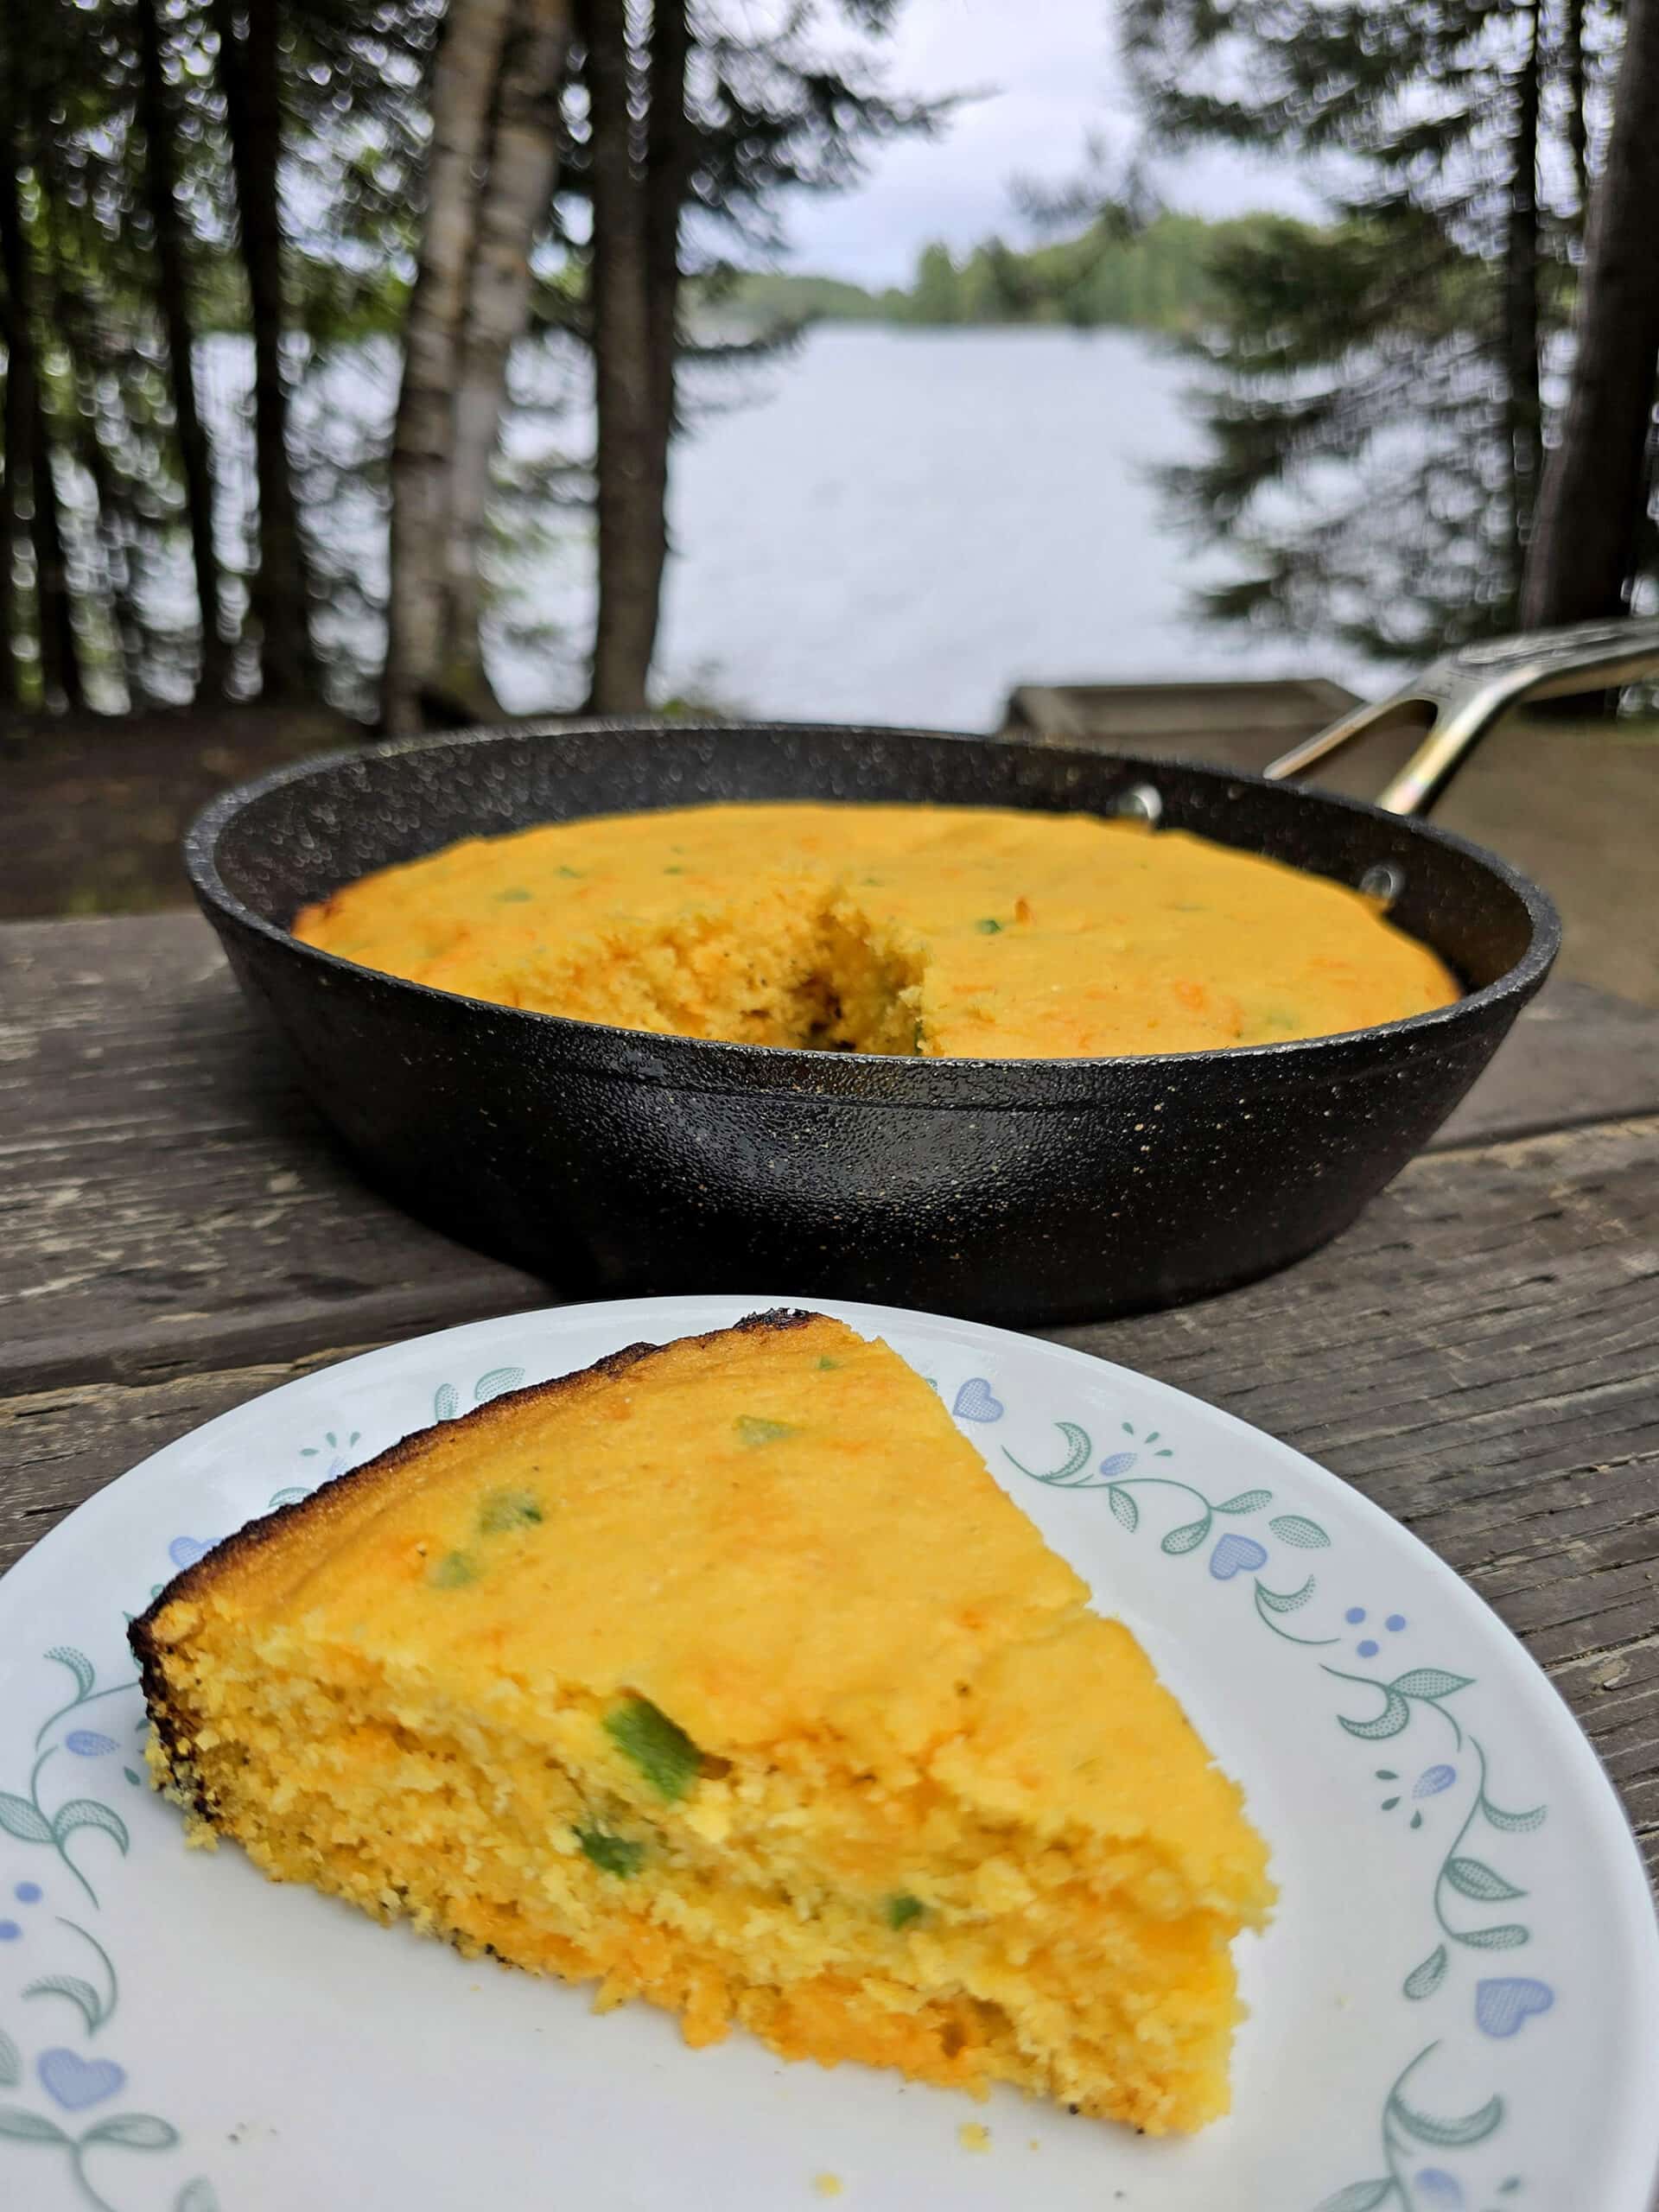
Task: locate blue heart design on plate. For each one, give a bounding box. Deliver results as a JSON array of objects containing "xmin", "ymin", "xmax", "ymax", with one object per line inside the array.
[
  {"xmin": 1414, "ymin": 2172, "xmax": 1464, "ymax": 2209},
  {"xmin": 168, "ymin": 1535, "xmax": 213, "ymax": 1570},
  {"xmin": 1413, "ymin": 1763, "xmax": 1458, "ymax": 1798},
  {"xmin": 38, "ymin": 2049, "xmax": 126, "ymax": 2109},
  {"xmin": 1209, "ymin": 1533, "xmax": 1268, "ymax": 1581},
  {"xmin": 1476, "ymin": 1976, "xmax": 1554, "ymax": 2037},
  {"xmin": 66, "ymin": 1730, "xmax": 118, "ymax": 1758},
  {"xmin": 952, "ymin": 1378, "xmax": 1004, "ymax": 1423}
]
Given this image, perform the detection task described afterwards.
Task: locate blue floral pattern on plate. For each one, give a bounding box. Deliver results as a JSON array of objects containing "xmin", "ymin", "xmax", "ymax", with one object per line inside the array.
[
  {"xmin": 982, "ymin": 1394, "xmax": 1554, "ymax": 2208},
  {"xmin": 0, "ymin": 1305, "xmax": 1645, "ymax": 2211}
]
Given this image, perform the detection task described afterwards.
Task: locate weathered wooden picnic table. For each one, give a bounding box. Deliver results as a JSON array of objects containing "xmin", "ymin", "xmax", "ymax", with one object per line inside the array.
[{"xmin": 3, "ymin": 912, "xmax": 1658, "ymax": 1891}]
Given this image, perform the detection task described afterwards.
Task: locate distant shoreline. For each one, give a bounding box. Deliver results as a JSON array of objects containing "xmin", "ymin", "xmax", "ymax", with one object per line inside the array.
[{"xmin": 696, "ymin": 211, "xmax": 1287, "ymax": 339}]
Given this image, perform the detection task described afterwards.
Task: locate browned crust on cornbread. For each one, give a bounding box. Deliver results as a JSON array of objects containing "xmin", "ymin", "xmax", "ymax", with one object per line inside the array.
[{"xmin": 128, "ymin": 1306, "xmax": 821, "ymax": 1814}]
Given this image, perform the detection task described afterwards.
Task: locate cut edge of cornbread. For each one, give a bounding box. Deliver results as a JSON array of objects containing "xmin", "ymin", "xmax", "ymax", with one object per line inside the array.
[
  {"xmin": 130, "ymin": 1309, "xmax": 1274, "ymax": 2136},
  {"xmin": 301, "ymin": 876, "xmax": 931, "ymax": 1054}
]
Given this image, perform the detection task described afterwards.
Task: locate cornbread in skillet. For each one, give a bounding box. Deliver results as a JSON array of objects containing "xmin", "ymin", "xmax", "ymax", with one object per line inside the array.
[
  {"xmin": 293, "ymin": 799, "xmax": 1457, "ymax": 1057},
  {"xmin": 130, "ymin": 1310, "xmax": 1273, "ymax": 2135}
]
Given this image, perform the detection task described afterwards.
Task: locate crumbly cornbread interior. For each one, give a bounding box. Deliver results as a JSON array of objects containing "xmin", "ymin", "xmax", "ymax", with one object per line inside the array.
[
  {"xmin": 292, "ymin": 800, "xmax": 1457, "ymax": 1058},
  {"xmin": 131, "ymin": 1312, "xmax": 1273, "ymax": 2134}
]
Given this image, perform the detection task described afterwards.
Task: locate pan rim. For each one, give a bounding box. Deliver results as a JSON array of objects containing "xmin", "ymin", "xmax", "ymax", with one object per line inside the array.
[{"xmin": 184, "ymin": 715, "xmax": 1562, "ymax": 1091}]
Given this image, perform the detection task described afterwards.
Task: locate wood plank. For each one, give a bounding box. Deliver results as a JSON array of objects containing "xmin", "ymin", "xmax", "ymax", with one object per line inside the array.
[
  {"xmin": 1048, "ymin": 1112, "xmax": 1659, "ymax": 1871},
  {"xmin": 1002, "ymin": 677, "xmax": 1362, "ymax": 745},
  {"xmin": 1437, "ymin": 976, "xmax": 1659, "ymax": 1145},
  {"xmin": 0, "ymin": 1345, "xmax": 372, "ymax": 1573},
  {"xmin": 3, "ymin": 915, "xmax": 1658, "ymax": 1395},
  {"xmin": 0, "ymin": 701, "xmax": 359, "ymax": 922},
  {"xmin": 3, "ymin": 1114, "xmax": 1656, "ymax": 1875},
  {"xmin": 0, "ymin": 913, "xmax": 549, "ymax": 1391}
]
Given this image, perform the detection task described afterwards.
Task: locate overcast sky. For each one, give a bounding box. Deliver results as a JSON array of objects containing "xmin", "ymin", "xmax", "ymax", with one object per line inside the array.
[{"xmin": 777, "ymin": 0, "xmax": 1316, "ymax": 285}]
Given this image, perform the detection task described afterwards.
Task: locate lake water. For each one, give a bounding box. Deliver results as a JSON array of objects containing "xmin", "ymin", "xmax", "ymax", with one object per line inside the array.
[
  {"xmin": 495, "ymin": 325, "xmax": 1371, "ymax": 728},
  {"xmin": 183, "ymin": 325, "xmax": 1366, "ymax": 726}
]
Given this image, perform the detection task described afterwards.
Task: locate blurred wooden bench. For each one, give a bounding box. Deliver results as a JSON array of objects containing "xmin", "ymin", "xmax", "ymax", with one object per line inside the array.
[{"xmin": 1004, "ymin": 677, "xmax": 1362, "ymax": 752}]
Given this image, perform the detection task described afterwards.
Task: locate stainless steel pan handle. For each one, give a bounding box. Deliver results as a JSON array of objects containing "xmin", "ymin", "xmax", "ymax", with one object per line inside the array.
[{"xmin": 1263, "ymin": 616, "xmax": 1659, "ymax": 817}]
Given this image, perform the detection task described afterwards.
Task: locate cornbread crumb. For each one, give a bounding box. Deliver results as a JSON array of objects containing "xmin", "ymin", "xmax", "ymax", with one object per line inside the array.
[
  {"xmin": 132, "ymin": 1310, "xmax": 1273, "ymax": 2136},
  {"xmin": 812, "ymin": 2177, "xmax": 843, "ymax": 2199},
  {"xmin": 294, "ymin": 799, "xmax": 1457, "ymax": 1059},
  {"xmin": 958, "ymin": 2123, "xmax": 992, "ymax": 2154}
]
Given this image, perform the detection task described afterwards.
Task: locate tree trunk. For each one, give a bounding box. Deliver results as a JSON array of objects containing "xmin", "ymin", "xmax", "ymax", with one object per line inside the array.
[
  {"xmin": 1503, "ymin": 9, "xmax": 1542, "ymax": 606},
  {"xmin": 579, "ymin": 0, "xmax": 658, "ymax": 714},
  {"xmin": 137, "ymin": 0, "xmax": 230, "ymax": 697},
  {"xmin": 638, "ymin": 0, "xmax": 690, "ymax": 647},
  {"xmin": 29, "ymin": 408, "xmax": 80, "ymax": 711},
  {"xmin": 36, "ymin": 226, "xmax": 147, "ymax": 708},
  {"xmin": 382, "ymin": 0, "xmax": 517, "ymax": 734},
  {"xmin": 0, "ymin": 97, "xmax": 80, "ymax": 711},
  {"xmin": 1563, "ymin": 0, "xmax": 1588, "ymax": 215},
  {"xmin": 436, "ymin": 0, "xmax": 572, "ymax": 720},
  {"xmin": 212, "ymin": 0, "xmax": 313, "ymax": 697},
  {"xmin": 71, "ymin": 361, "xmax": 147, "ymax": 709},
  {"xmin": 0, "ymin": 17, "xmax": 21, "ymax": 705},
  {"xmin": 0, "ymin": 348, "xmax": 15, "ymax": 709},
  {"xmin": 1522, "ymin": 0, "xmax": 1659, "ymax": 626}
]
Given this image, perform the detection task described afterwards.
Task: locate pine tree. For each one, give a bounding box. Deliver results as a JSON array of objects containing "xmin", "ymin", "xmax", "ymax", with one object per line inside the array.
[
  {"xmin": 0, "ymin": 11, "xmax": 84, "ymax": 710},
  {"xmin": 211, "ymin": 0, "xmax": 315, "ymax": 696},
  {"xmin": 571, "ymin": 0, "xmax": 658, "ymax": 715},
  {"xmin": 560, "ymin": 1, "xmax": 941, "ymax": 712},
  {"xmin": 1, "ymin": 0, "xmax": 936, "ymax": 725},
  {"xmin": 1522, "ymin": 0, "xmax": 1659, "ymax": 626},
  {"xmin": 0, "ymin": 0, "xmax": 436, "ymax": 718},
  {"xmin": 135, "ymin": 0, "xmax": 231, "ymax": 696},
  {"xmin": 383, "ymin": 0, "xmax": 531, "ymax": 734},
  {"xmin": 1124, "ymin": 0, "xmax": 1632, "ymax": 659},
  {"xmin": 2, "ymin": 0, "xmax": 248, "ymax": 710},
  {"xmin": 909, "ymin": 242, "xmax": 962, "ymax": 324}
]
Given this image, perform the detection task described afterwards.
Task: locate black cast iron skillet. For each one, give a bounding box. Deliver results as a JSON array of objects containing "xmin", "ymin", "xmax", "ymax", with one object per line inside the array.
[{"xmin": 183, "ymin": 619, "xmax": 1658, "ymax": 1325}]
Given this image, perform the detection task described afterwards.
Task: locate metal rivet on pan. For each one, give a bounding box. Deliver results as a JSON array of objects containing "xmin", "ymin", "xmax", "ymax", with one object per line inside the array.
[
  {"xmin": 1113, "ymin": 782, "xmax": 1163, "ymax": 827},
  {"xmin": 1359, "ymin": 861, "xmax": 1405, "ymax": 906}
]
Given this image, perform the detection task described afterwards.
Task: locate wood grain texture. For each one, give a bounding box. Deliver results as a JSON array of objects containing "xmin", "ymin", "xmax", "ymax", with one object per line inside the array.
[
  {"xmin": 0, "ymin": 914, "xmax": 547, "ymax": 1389},
  {"xmin": 1052, "ymin": 1113, "xmax": 1659, "ymax": 1870},
  {"xmin": 1436, "ymin": 975, "xmax": 1659, "ymax": 1144},
  {"xmin": 2, "ymin": 913, "xmax": 1657, "ymax": 1885},
  {"xmin": 3, "ymin": 1116, "xmax": 1656, "ymax": 1872},
  {"xmin": 5, "ymin": 912, "xmax": 1659, "ymax": 1393},
  {"xmin": 0, "ymin": 1345, "xmax": 369, "ymax": 1576}
]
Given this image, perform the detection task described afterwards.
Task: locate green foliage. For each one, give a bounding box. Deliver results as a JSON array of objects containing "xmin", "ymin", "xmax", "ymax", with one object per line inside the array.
[
  {"xmin": 709, "ymin": 270, "xmax": 888, "ymax": 322},
  {"xmin": 0, "ymin": 0, "xmax": 433, "ymax": 715},
  {"xmin": 910, "ymin": 240, "xmax": 963, "ymax": 324},
  {"xmin": 707, "ymin": 213, "xmax": 1275, "ymax": 337},
  {"xmin": 1122, "ymin": 0, "xmax": 1648, "ymax": 660},
  {"xmin": 3, "ymin": 0, "xmax": 933, "ymax": 721}
]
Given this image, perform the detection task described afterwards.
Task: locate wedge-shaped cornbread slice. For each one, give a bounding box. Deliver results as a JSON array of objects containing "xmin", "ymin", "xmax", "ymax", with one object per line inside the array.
[{"xmin": 130, "ymin": 1312, "xmax": 1273, "ymax": 2133}]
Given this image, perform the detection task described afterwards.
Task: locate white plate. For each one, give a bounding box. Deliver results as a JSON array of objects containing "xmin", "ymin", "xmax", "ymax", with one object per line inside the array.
[{"xmin": 2, "ymin": 1297, "xmax": 1656, "ymax": 2212}]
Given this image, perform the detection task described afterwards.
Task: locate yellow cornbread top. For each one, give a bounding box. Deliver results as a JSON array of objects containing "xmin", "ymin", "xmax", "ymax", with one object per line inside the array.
[
  {"xmin": 293, "ymin": 800, "xmax": 1458, "ymax": 1058},
  {"xmin": 151, "ymin": 1313, "xmax": 1263, "ymax": 1889}
]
